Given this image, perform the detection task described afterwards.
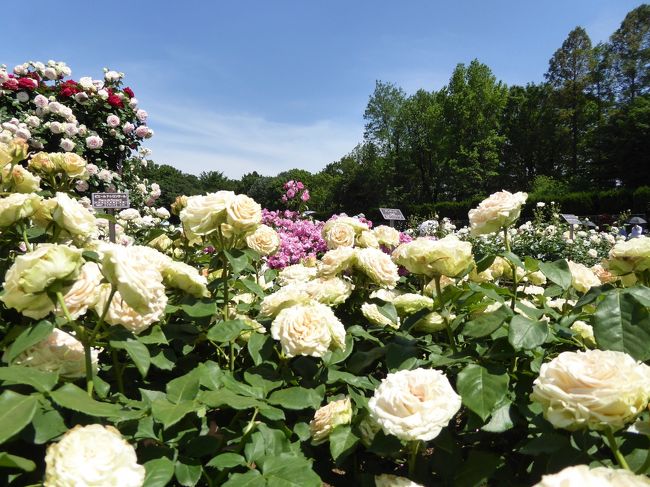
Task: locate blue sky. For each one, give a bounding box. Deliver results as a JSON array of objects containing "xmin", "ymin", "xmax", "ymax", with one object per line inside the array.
[{"xmin": 2, "ymin": 0, "xmax": 642, "ymax": 178}]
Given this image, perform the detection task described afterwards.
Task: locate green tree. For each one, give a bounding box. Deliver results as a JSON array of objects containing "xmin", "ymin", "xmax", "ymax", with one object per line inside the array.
[
  {"xmin": 198, "ymin": 170, "xmax": 236, "ymax": 193},
  {"xmin": 610, "ymin": 5, "xmax": 650, "ymax": 102},
  {"xmin": 142, "ymin": 163, "xmax": 201, "ymax": 208}
]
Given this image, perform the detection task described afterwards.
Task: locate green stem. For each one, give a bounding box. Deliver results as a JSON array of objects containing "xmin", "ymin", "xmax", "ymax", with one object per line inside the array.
[
  {"xmin": 503, "ymin": 227, "xmax": 518, "ymax": 311},
  {"xmin": 112, "ymin": 349, "xmax": 125, "ymax": 395},
  {"xmin": 20, "ymin": 225, "xmax": 32, "ymax": 252},
  {"xmin": 222, "ymin": 254, "xmax": 230, "ymax": 320},
  {"xmin": 408, "ymin": 440, "xmax": 421, "ymax": 478},
  {"xmin": 229, "ymin": 340, "xmax": 235, "ymax": 372},
  {"xmin": 605, "ymin": 428, "xmax": 630, "ymax": 471},
  {"xmin": 435, "ymin": 276, "xmax": 457, "ymax": 354}
]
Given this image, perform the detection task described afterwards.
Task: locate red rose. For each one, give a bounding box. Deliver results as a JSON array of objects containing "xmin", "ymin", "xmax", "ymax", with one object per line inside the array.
[
  {"xmin": 123, "ymin": 87, "xmax": 135, "ymax": 98},
  {"xmin": 59, "ymin": 80, "xmax": 80, "ymax": 97},
  {"xmin": 107, "ymin": 94, "xmax": 124, "ymax": 108},
  {"xmin": 2, "ymin": 78, "xmax": 19, "ymax": 90},
  {"xmin": 17, "ymin": 77, "xmax": 37, "ymax": 90}
]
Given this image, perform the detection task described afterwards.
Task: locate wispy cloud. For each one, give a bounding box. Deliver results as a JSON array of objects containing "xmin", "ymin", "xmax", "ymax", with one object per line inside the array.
[{"xmin": 145, "ymin": 101, "xmax": 362, "ymax": 178}]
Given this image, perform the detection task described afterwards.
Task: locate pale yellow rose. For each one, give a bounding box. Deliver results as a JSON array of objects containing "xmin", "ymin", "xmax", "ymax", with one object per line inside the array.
[
  {"xmin": 306, "ymin": 277, "xmax": 354, "ymax": 306},
  {"xmin": 607, "ymin": 237, "xmax": 650, "ymax": 276},
  {"xmin": 44, "ymin": 424, "xmax": 145, "ymax": 487},
  {"xmin": 392, "ymin": 236, "xmax": 473, "ymax": 278},
  {"xmin": 28, "ymin": 152, "xmax": 58, "ymax": 175},
  {"xmin": 180, "ymin": 191, "xmax": 235, "ymax": 239},
  {"xmin": 373, "ymin": 225, "xmax": 401, "ymax": 247},
  {"xmin": 259, "ymin": 283, "xmax": 311, "ymax": 318},
  {"xmin": 277, "ymin": 263, "xmax": 318, "ymax": 286},
  {"xmin": 356, "ymin": 230, "xmax": 379, "ymax": 248},
  {"xmin": 355, "ymin": 247, "xmax": 400, "ymax": 288},
  {"xmin": 318, "ymin": 247, "xmax": 357, "ymax": 278},
  {"xmin": 2, "ymin": 163, "xmax": 41, "ymax": 193},
  {"xmin": 161, "ymin": 260, "xmax": 209, "ymax": 298},
  {"xmin": 413, "ymin": 311, "xmax": 449, "ymax": 333},
  {"xmin": 468, "ymin": 190, "xmax": 528, "ymax": 235},
  {"xmin": 270, "ymin": 302, "xmax": 346, "ymax": 357},
  {"xmin": 226, "ymin": 194, "xmax": 262, "ymax": 233},
  {"xmin": 361, "ymin": 302, "xmax": 399, "ymax": 328},
  {"xmin": 52, "ymin": 192, "xmax": 97, "ymax": 239},
  {"xmin": 0, "ymin": 193, "xmax": 42, "ymax": 227},
  {"xmin": 148, "ymin": 233, "xmax": 174, "ymax": 253},
  {"xmin": 95, "ymin": 284, "xmax": 167, "ymax": 335},
  {"xmin": 567, "ymin": 260, "xmax": 600, "ymax": 293},
  {"xmin": 368, "ymin": 368, "xmax": 461, "ymax": 441},
  {"xmin": 0, "ymin": 138, "xmax": 28, "ymax": 164},
  {"xmin": 5, "ymin": 328, "xmax": 100, "ymax": 379},
  {"xmin": 56, "ymin": 262, "xmax": 103, "ymax": 319},
  {"xmin": 310, "ymin": 397, "xmax": 353, "ymax": 444},
  {"xmin": 1, "ymin": 244, "xmax": 83, "ymax": 319},
  {"xmin": 570, "ymin": 320, "xmax": 596, "ymax": 347},
  {"xmin": 533, "ymin": 465, "xmax": 650, "ymax": 487},
  {"xmin": 424, "ymin": 275, "xmax": 455, "ymax": 297},
  {"xmin": 246, "ymin": 224, "xmax": 280, "ymax": 255},
  {"xmin": 392, "ymin": 293, "xmax": 433, "ymax": 315},
  {"xmin": 332, "ymin": 216, "xmax": 369, "ymax": 232},
  {"xmin": 58, "ymin": 153, "xmax": 88, "ymax": 179},
  {"xmin": 322, "ymin": 220, "xmax": 356, "ymax": 249},
  {"xmin": 531, "ymin": 350, "xmax": 650, "ymax": 431}
]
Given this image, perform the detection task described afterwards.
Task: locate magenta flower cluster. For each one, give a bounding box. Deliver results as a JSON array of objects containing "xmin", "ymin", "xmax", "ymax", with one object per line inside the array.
[
  {"xmin": 262, "ymin": 209, "xmax": 327, "ymax": 269},
  {"xmin": 281, "ymin": 180, "xmax": 310, "ymax": 203}
]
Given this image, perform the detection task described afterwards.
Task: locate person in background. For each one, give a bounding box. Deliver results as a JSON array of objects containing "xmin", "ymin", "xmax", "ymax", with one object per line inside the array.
[{"xmin": 629, "ymin": 224, "xmax": 643, "ymax": 239}]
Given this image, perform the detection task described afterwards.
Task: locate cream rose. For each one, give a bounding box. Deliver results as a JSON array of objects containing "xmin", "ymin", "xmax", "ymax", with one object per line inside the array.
[
  {"xmin": 6, "ymin": 328, "xmax": 100, "ymax": 379},
  {"xmin": 318, "ymin": 247, "xmax": 357, "ymax": 278},
  {"xmin": 570, "ymin": 320, "xmax": 596, "ymax": 347},
  {"xmin": 607, "ymin": 237, "xmax": 650, "ymax": 277},
  {"xmin": 180, "ymin": 191, "xmax": 235, "ymax": 239},
  {"xmin": 2, "ymin": 162, "xmax": 41, "ymax": 193},
  {"xmin": 375, "ymin": 474, "xmax": 424, "ymax": 487},
  {"xmin": 306, "ymin": 277, "xmax": 354, "ymax": 306},
  {"xmin": 58, "ymin": 153, "xmax": 88, "ymax": 179},
  {"xmin": 277, "ymin": 263, "xmax": 318, "ymax": 286},
  {"xmin": 392, "ymin": 293, "xmax": 434, "ymax": 315},
  {"xmin": 52, "ymin": 192, "xmax": 97, "ymax": 239},
  {"xmin": 413, "ymin": 311, "xmax": 449, "ymax": 333},
  {"xmin": 392, "ymin": 236, "xmax": 473, "ymax": 278},
  {"xmin": 57, "ymin": 261, "xmax": 103, "ymax": 319},
  {"xmin": 310, "ymin": 397, "xmax": 353, "ymax": 444},
  {"xmin": 270, "ymin": 302, "xmax": 346, "ymax": 357},
  {"xmin": 226, "ymin": 194, "xmax": 262, "ymax": 233},
  {"xmin": 368, "ymin": 368, "xmax": 461, "ymax": 441},
  {"xmin": 355, "ymin": 247, "xmax": 399, "ymax": 288},
  {"xmin": 361, "ymin": 302, "xmax": 399, "ymax": 328},
  {"xmin": 245, "ymin": 224, "xmax": 280, "ymax": 255},
  {"xmin": 567, "ymin": 260, "xmax": 600, "ymax": 293},
  {"xmin": 259, "ymin": 283, "xmax": 311, "ymax": 318},
  {"xmin": 160, "ymin": 260, "xmax": 209, "ymax": 298},
  {"xmin": 533, "ymin": 465, "xmax": 650, "ymax": 487},
  {"xmin": 356, "ymin": 230, "xmax": 380, "ymax": 248},
  {"xmin": 0, "ymin": 192, "xmax": 41, "ymax": 227},
  {"xmin": 1, "ymin": 244, "xmax": 83, "ymax": 318},
  {"xmin": 44, "ymin": 424, "xmax": 145, "ymax": 487},
  {"xmin": 333, "ymin": 216, "xmax": 369, "ymax": 232},
  {"xmin": 323, "ymin": 220, "xmax": 356, "ymax": 249},
  {"xmin": 591, "ymin": 263, "xmax": 618, "ymax": 284},
  {"xmin": 531, "ymin": 350, "xmax": 650, "ymax": 431},
  {"xmin": 95, "ymin": 284, "xmax": 167, "ymax": 335},
  {"xmin": 373, "ymin": 225, "xmax": 401, "ymax": 247},
  {"xmin": 468, "ymin": 190, "xmax": 528, "ymax": 235}
]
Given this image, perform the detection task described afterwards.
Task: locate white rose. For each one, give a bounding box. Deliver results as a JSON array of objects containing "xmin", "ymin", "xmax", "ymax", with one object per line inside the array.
[
  {"xmin": 375, "ymin": 474, "xmax": 424, "ymax": 487},
  {"xmin": 322, "ymin": 220, "xmax": 356, "ymax": 249},
  {"xmin": 52, "ymin": 192, "xmax": 98, "ymax": 239},
  {"xmin": 104, "ymin": 70, "xmax": 123, "ymax": 81},
  {"xmin": 0, "ymin": 192, "xmax": 42, "ymax": 227},
  {"xmin": 78, "ymin": 77, "xmax": 95, "ymax": 90},
  {"xmin": 277, "ymin": 263, "xmax": 318, "ymax": 286},
  {"xmin": 355, "ymin": 247, "xmax": 399, "ymax": 288},
  {"xmin": 226, "ymin": 194, "xmax": 262, "ymax": 233},
  {"xmin": 531, "ymin": 349, "xmax": 650, "ymax": 431},
  {"xmin": 5, "ymin": 328, "xmax": 100, "ymax": 379},
  {"xmin": 392, "ymin": 293, "xmax": 433, "ymax": 315},
  {"xmin": 155, "ymin": 207, "xmax": 170, "ymax": 219},
  {"xmin": 270, "ymin": 302, "xmax": 346, "ymax": 357},
  {"xmin": 356, "ymin": 230, "xmax": 380, "ymax": 248},
  {"xmin": 44, "ymin": 424, "xmax": 145, "ymax": 487},
  {"xmin": 160, "ymin": 260, "xmax": 209, "ymax": 298},
  {"xmin": 607, "ymin": 237, "xmax": 650, "ymax": 276},
  {"xmin": 333, "ymin": 216, "xmax": 369, "ymax": 232},
  {"xmin": 469, "ymin": 190, "xmax": 528, "ymax": 235},
  {"xmin": 118, "ymin": 208, "xmax": 140, "ymax": 221},
  {"xmin": 85, "ymin": 135, "xmax": 103, "ymax": 149},
  {"xmin": 95, "ymin": 285, "xmax": 167, "ymax": 335},
  {"xmin": 373, "ymin": 225, "xmax": 401, "ymax": 247},
  {"xmin": 369, "ymin": 368, "xmax": 461, "ymax": 441},
  {"xmin": 309, "ymin": 398, "xmax": 353, "ymax": 444},
  {"xmin": 533, "ymin": 465, "xmax": 650, "ymax": 487},
  {"xmin": 180, "ymin": 191, "xmax": 235, "ymax": 239},
  {"xmin": 318, "ymin": 247, "xmax": 357, "ymax": 278},
  {"xmin": 567, "ymin": 260, "xmax": 600, "ymax": 293},
  {"xmin": 246, "ymin": 224, "xmax": 280, "ymax": 255},
  {"xmin": 570, "ymin": 320, "xmax": 596, "ymax": 347},
  {"xmin": 259, "ymin": 283, "xmax": 311, "ymax": 318},
  {"xmin": 59, "ymin": 138, "xmax": 76, "ymax": 152},
  {"xmin": 16, "ymin": 91, "xmax": 29, "ymax": 103},
  {"xmin": 306, "ymin": 277, "xmax": 354, "ymax": 306},
  {"xmin": 392, "ymin": 236, "xmax": 473, "ymax": 278},
  {"xmin": 57, "ymin": 262, "xmax": 103, "ymax": 319},
  {"xmin": 106, "ymin": 114, "xmax": 120, "ymax": 127}
]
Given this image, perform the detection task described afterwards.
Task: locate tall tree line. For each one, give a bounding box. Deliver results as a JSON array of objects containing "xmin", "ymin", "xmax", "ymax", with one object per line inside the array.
[{"xmin": 145, "ymin": 5, "xmax": 650, "ymax": 217}]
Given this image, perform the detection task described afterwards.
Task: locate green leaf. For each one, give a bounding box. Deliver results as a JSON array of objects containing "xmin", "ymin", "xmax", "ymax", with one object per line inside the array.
[
  {"xmin": 377, "ymin": 302, "xmax": 399, "ymax": 325},
  {"xmin": 482, "ymin": 402, "xmax": 514, "ymax": 433},
  {"xmin": 463, "ymin": 304, "xmax": 511, "ymax": 338},
  {"xmin": 111, "ymin": 339, "xmax": 151, "ymax": 377},
  {"xmin": 223, "ymin": 470, "xmax": 265, "ymax": 487},
  {"xmin": 207, "ymin": 319, "xmax": 249, "ymax": 343},
  {"xmin": 0, "ymin": 452, "xmax": 36, "ymax": 472},
  {"xmin": 0, "ymin": 365, "xmax": 58, "ymax": 392},
  {"xmin": 502, "ymin": 251, "xmax": 524, "ymax": 269},
  {"xmin": 31, "ymin": 406, "xmax": 68, "ymax": 444},
  {"xmin": 143, "ymin": 457, "xmax": 175, "ymax": 487},
  {"xmin": 138, "ymin": 326, "xmax": 168, "ymax": 345},
  {"xmin": 538, "ymin": 259, "xmax": 572, "ymax": 290},
  {"xmin": 151, "ymin": 399, "xmax": 196, "ymax": 429},
  {"xmin": 198, "ymin": 390, "xmax": 262, "ymax": 410},
  {"xmin": 4, "ymin": 320, "xmax": 54, "ymax": 363},
  {"xmin": 206, "ymin": 453, "xmax": 246, "ymax": 469},
  {"xmin": 329, "ymin": 425, "xmax": 359, "ymax": 462},
  {"xmin": 593, "ymin": 290, "xmax": 650, "ymax": 360},
  {"xmin": 181, "ymin": 300, "xmax": 217, "ymax": 318},
  {"xmin": 247, "ymin": 332, "xmax": 272, "ymax": 366},
  {"xmin": 240, "ymin": 277, "xmax": 266, "ymax": 298},
  {"xmin": 261, "ymin": 454, "xmax": 321, "ymax": 487},
  {"xmin": 508, "ymin": 316, "xmax": 549, "ymax": 350},
  {"xmin": 267, "ymin": 387, "xmax": 323, "ymax": 410},
  {"xmin": 50, "ymin": 383, "xmax": 138, "ymax": 419},
  {"xmin": 327, "ymin": 369, "xmax": 375, "ymax": 390},
  {"xmin": 225, "ymin": 250, "xmax": 250, "ymax": 274},
  {"xmin": 175, "ymin": 459, "xmax": 202, "ymax": 487},
  {"xmin": 322, "ymin": 335, "xmax": 354, "ymax": 365},
  {"xmin": 456, "ymin": 364, "xmax": 509, "ymax": 421},
  {"xmin": 0, "ymin": 391, "xmax": 38, "ymax": 444},
  {"xmin": 166, "ymin": 371, "xmax": 200, "ymax": 403},
  {"xmin": 475, "ymin": 254, "xmax": 496, "ymax": 273},
  {"xmin": 453, "ymin": 450, "xmax": 501, "ymax": 487}
]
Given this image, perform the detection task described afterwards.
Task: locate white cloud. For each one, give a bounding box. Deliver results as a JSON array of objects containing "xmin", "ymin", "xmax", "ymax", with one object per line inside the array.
[{"xmin": 144, "ymin": 101, "xmax": 362, "ymax": 178}]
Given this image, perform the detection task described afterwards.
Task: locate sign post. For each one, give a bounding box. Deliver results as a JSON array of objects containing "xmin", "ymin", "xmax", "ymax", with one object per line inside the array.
[
  {"xmin": 379, "ymin": 208, "xmax": 405, "ymax": 228},
  {"xmin": 92, "ymin": 193, "xmax": 130, "ymax": 243},
  {"xmin": 561, "ymin": 213, "xmax": 581, "ymax": 240}
]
